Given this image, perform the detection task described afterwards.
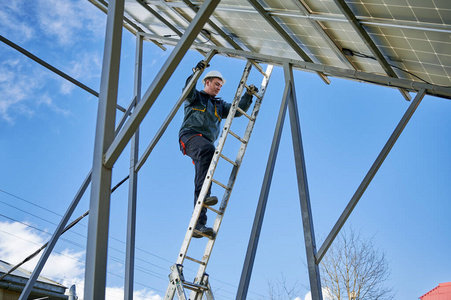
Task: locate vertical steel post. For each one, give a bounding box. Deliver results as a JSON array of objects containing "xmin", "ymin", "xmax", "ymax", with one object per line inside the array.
[
  {"xmin": 236, "ymin": 72, "xmax": 291, "ymax": 300},
  {"xmin": 15, "ymin": 89, "xmax": 141, "ymax": 300},
  {"xmin": 284, "ymin": 63, "xmax": 323, "ymax": 299},
  {"xmin": 84, "ymin": 0, "xmax": 124, "ymax": 298},
  {"xmin": 124, "ymin": 34, "xmax": 143, "ymax": 300}
]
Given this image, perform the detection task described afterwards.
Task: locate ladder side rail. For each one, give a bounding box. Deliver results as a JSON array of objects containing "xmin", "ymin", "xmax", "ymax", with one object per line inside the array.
[
  {"xmin": 191, "ymin": 65, "xmax": 274, "ymax": 285},
  {"xmin": 202, "ymin": 273, "xmax": 215, "ymax": 300},
  {"xmin": 166, "ymin": 265, "xmax": 188, "ymax": 300},
  {"xmin": 176, "ymin": 61, "xmax": 253, "ymax": 266},
  {"xmin": 194, "ymin": 274, "xmax": 214, "ymax": 300}
]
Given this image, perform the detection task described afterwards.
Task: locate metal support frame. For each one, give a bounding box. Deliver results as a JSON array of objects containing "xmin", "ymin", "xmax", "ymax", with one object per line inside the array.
[
  {"xmin": 237, "ymin": 63, "xmax": 323, "ymax": 300},
  {"xmin": 135, "ymin": 49, "xmax": 217, "ymax": 172},
  {"xmin": 182, "ymin": 0, "xmax": 244, "ymax": 50},
  {"xmin": 11, "ymin": 1, "xmax": 219, "ymax": 297},
  {"xmin": 89, "ymin": 0, "xmax": 166, "ymax": 50},
  {"xmin": 85, "ymin": 1, "xmax": 219, "ymax": 299},
  {"xmin": 84, "ymin": 0, "xmax": 125, "ymax": 298},
  {"xmin": 289, "ymin": 0, "xmax": 356, "ymax": 70},
  {"xmin": 247, "ymin": 0, "xmax": 330, "ymax": 84},
  {"xmin": 124, "ymin": 33, "xmax": 144, "ymax": 300},
  {"xmin": 143, "ymin": 1, "xmax": 451, "ymax": 34},
  {"xmin": 180, "ymin": 0, "xmax": 265, "ymax": 74},
  {"xmin": 139, "ymin": 34, "xmax": 451, "ymax": 100},
  {"xmin": 332, "ymin": 0, "xmax": 411, "ymax": 101},
  {"xmin": 18, "ymin": 172, "xmax": 92, "ymax": 300},
  {"xmin": 285, "ymin": 63, "xmax": 322, "ymax": 299},
  {"xmin": 236, "ymin": 63, "xmax": 291, "ymax": 300},
  {"xmin": 11, "ymin": 0, "xmax": 438, "ymax": 298},
  {"xmin": 316, "ymin": 88, "xmax": 426, "ymax": 263},
  {"xmin": 135, "ymin": 0, "xmax": 183, "ymax": 37},
  {"xmin": 15, "ymin": 72, "xmax": 141, "ymax": 300},
  {"xmin": 104, "ymin": 0, "xmax": 221, "ymax": 168},
  {"xmin": 0, "ymin": 35, "xmax": 127, "ymax": 113}
]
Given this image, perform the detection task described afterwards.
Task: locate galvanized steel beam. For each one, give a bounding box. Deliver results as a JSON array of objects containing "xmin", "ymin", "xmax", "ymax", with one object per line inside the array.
[
  {"xmin": 181, "ymin": 0, "xmax": 264, "ymax": 74},
  {"xmin": 15, "ymin": 86, "xmax": 139, "ymax": 300},
  {"xmin": 89, "ymin": 0, "xmax": 166, "ymax": 50},
  {"xmin": 247, "ymin": 0, "xmax": 330, "ymax": 84},
  {"xmin": 104, "ymin": 0, "xmax": 221, "ymax": 168},
  {"xmin": 18, "ymin": 172, "xmax": 92, "ymax": 300},
  {"xmin": 140, "ymin": 34, "xmax": 451, "ymax": 100},
  {"xmin": 0, "ymin": 35, "xmax": 128, "ymax": 113},
  {"xmin": 332, "ymin": 0, "xmax": 411, "ymax": 101},
  {"xmin": 236, "ymin": 66, "xmax": 291, "ymax": 300},
  {"xmin": 285, "ymin": 63, "xmax": 323, "ymax": 300},
  {"xmin": 135, "ymin": 49, "xmax": 217, "ymax": 172},
  {"xmin": 316, "ymin": 89, "xmax": 427, "ymax": 264},
  {"xmin": 136, "ymin": 0, "xmax": 183, "ymax": 36},
  {"xmin": 146, "ymin": 2, "xmax": 451, "ymax": 34},
  {"xmin": 84, "ymin": 0, "xmax": 125, "ymax": 298},
  {"xmin": 289, "ymin": 0, "xmax": 356, "ymax": 70},
  {"xmin": 124, "ymin": 34, "xmax": 143, "ymax": 300}
]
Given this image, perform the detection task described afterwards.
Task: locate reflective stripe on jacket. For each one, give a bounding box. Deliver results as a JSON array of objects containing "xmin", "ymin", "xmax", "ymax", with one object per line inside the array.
[{"xmin": 179, "ymin": 74, "xmax": 253, "ymax": 143}]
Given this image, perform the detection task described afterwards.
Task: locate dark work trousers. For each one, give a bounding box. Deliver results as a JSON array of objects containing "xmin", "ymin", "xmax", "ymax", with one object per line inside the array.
[{"xmin": 180, "ymin": 133, "xmax": 215, "ymax": 226}]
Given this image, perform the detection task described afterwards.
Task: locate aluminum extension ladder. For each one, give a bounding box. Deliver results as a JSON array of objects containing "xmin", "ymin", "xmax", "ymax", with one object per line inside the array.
[{"xmin": 164, "ymin": 61, "xmax": 273, "ymax": 300}]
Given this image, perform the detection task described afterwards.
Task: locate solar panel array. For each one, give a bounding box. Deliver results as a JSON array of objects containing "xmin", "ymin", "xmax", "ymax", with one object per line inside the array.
[{"xmin": 95, "ymin": 0, "xmax": 451, "ymax": 88}]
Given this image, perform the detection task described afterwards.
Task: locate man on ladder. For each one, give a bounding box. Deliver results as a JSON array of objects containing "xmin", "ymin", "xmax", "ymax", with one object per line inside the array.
[{"xmin": 178, "ymin": 60, "xmax": 259, "ymax": 238}]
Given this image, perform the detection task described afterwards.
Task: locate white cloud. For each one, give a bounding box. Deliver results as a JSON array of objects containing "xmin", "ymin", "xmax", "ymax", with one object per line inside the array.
[
  {"xmin": 37, "ymin": 94, "xmax": 70, "ymax": 116},
  {"xmin": 36, "ymin": 0, "xmax": 105, "ymax": 46},
  {"xmin": 0, "ymin": 221, "xmax": 164, "ymax": 300},
  {"xmin": 0, "ymin": 59, "xmax": 42, "ymax": 123},
  {"xmin": 0, "ymin": 0, "xmax": 105, "ymax": 123},
  {"xmin": 0, "ymin": 221, "xmax": 84, "ymax": 282},
  {"xmin": 1, "ymin": 0, "xmax": 105, "ymax": 45},
  {"xmin": 0, "ymin": 58, "xmax": 73, "ymax": 123},
  {"xmin": 0, "ymin": 2, "xmax": 35, "ymax": 42},
  {"xmin": 105, "ymin": 287, "xmax": 163, "ymax": 300},
  {"xmin": 304, "ymin": 288, "xmax": 333, "ymax": 300}
]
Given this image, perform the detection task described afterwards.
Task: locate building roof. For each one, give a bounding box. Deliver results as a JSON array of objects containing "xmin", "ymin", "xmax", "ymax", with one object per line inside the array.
[
  {"xmin": 0, "ymin": 260, "xmax": 67, "ymax": 298},
  {"xmin": 420, "ymin": 282, "xmax": 451, "ymax": 300}
]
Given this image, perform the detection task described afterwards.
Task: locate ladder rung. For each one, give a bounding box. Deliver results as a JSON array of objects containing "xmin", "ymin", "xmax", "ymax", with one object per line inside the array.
[
  {"xmin": 183, "ymin": 281, "xmax": 208, "ymax": 291},
  {"xmin": 185, "ymin": 256, "xmax": 205, "ymax": 265},
  {"xmin": 193, "ymin": 229, "xmax": 215, "ymax": 239},
  {"xmin": 236, "ymin": 107, "xmax": 254, "ymax": 121},
  {"xmin": 220, "ymin": 154, "xmax": 238, "ymax": 166},
  {"xmin": 249, "ymin": 59, "xmax": 266, "ymax": 77},
  {"xmin": 211, "ymin": 178, "xmax": 230, "ymax": 190},
  {"xmin": 229, "ymin": 130, "xmax": 247, "ymax": 144},
  {"xmin": 205, "ymin": 205, "xmax": 222, "ymax": 215},
  {"xmin": 244, "ymin": 84, "xmax": 262, "ymax": 100}
]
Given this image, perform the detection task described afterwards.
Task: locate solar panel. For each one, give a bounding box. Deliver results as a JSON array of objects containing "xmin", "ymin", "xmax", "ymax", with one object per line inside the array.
[{"xmin": 101, "ymin": 0, "xmax": 449, "ymax": 93}]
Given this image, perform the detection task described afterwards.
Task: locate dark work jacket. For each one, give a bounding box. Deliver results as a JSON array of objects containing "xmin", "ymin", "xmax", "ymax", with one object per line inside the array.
[{"xmin": 179, "ymin": 74, "xmax": 253, "ymax": 143}]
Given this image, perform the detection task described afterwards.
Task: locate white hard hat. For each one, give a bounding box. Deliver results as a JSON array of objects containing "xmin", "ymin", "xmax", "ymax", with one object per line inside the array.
[{"xmin": 202, "ymin": 70, "xmax": 226, "ymax": 85}]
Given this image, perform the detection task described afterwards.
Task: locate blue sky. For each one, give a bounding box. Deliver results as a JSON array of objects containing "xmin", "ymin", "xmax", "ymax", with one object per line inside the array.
[{"xmin": 1, "ymin": 0, "xmax": 450, "ymax": 299}]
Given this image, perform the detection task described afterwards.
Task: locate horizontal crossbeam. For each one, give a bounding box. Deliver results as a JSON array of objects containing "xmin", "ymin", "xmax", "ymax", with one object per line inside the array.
[{"xmin": 141, "ymin": 34, "xmax": 451, "ymax": 100}]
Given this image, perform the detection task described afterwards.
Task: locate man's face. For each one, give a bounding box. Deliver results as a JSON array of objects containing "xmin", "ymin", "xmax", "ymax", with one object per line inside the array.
[{"xmin": 204, "ymin": 78, "xmax": 223, "ymax": 97}]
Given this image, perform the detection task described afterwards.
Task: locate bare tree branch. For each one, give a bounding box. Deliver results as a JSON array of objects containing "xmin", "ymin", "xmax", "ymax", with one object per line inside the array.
[{"xmin": 319, "ymin": 227, "xmax": 395, "ymax": 300}]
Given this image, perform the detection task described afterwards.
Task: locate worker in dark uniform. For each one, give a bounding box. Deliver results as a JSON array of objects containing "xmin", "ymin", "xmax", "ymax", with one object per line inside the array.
[{"xmin": 179, "ymin": 61, "xmax": 258, "ymax": 238}]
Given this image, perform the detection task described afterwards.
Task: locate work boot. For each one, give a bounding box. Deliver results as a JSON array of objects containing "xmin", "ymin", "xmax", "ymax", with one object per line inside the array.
[
  {"xmin": 204, "ymin": 196, "xmax": 218, "ymax": 206},
  {"xmin": 193, "ymin": 224, "xmax": 214, "ymax": 238}
]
